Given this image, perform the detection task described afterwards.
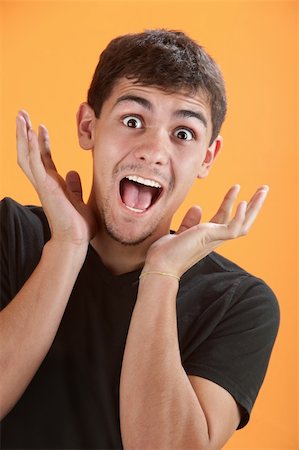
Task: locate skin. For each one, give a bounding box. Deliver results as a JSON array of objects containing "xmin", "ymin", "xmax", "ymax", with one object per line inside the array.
[
  {"xmin": 76, "ymin": 79, "xmax": 223, "ymax": 273},
  {"xmin": 0, "ymin": 77, "xmax": 269, "ymax": 449}
]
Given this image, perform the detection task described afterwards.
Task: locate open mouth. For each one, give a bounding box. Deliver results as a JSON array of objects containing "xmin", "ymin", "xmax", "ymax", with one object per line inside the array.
[{"xmin": 119, "ymin": 175, "xmax": 163, "ymax": 213}]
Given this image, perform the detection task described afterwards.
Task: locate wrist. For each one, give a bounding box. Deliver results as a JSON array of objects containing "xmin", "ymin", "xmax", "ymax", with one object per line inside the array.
[
  {"xmin": 45, "ymin": 238, "xmax": 88, "ymax": 260},
  {"xmin": 142, "ymin": 259, "xmax": 180, "ymax": 277},
  {"xmin": 139, "ymin": 270, "xmax": 180, "ymax": 283},
  {"xmin": 137, "ymin": 270, "xmax": 180, "ymax": 304}
]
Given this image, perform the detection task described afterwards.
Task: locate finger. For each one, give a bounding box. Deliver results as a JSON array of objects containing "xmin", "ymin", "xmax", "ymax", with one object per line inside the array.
[
  {"xmin": 242, "ymin": 186, "xmax": 269, "ymax": 233},
  {"xmin": 18, "ymin": 110, "xmax": 32, "ymax": 131},
  {"xmin": 245, "ymin": 185, "xmax": 269, "ymax": 214},
  {"xmin": 16, "ymin": 114, "xmax": 28, "ymax": 158},
  {"xmin": 66, "ymin": 171, "xmax": 83, "ymax": 201},
  {"xmin": 216, "ymin": 186, "xmax": 268, "ymax": 240},
  {"xmin": 16, "ymin": 114, "xmax": 35, "ymax": 183},
  {"xmin": 38, "ymin": 124, "xmax": 57, "ymax": 171},
  {"xmin": 177, "ymin": 206, "xmax": 202, "ymax": 234},
  {"xmin": 210, "ymin": 184, "xmax": 240, "ymax": 224},
  {"xmin": 27, "ymin": 128, "xmax": 47, "ymax": 185},
  {"xmin": 226, "ymin": 200, "xmax": 248, "ymax": 238}
]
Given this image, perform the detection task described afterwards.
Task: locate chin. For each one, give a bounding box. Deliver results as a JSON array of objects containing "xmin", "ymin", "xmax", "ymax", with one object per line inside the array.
[
  {"xmin": 105, "ymin": 227, "xmax": 152, "ymax": 246},
  {"xmin": 103, "ymin": 217, "xmax": 162, "ymax": 247}
]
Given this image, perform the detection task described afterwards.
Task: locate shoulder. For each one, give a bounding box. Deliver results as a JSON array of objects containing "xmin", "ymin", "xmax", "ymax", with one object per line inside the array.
[
  {"xmin": 207, "ymin": 252, "xmax": 279, "ymax": 317},
  {"xmin": 1, "ymin": 197, "xmax": 49, "ymax": 235},
  {"xmin": 1, "ymin": 198, "xmax": 50, "ymax": 308},
  {"xmin": 179, "ymin": 251, "xmax": 280, "ymax": 349},
  {"xmin": 183, "ymin": 251, "xmax": 279, "ymax": 310},
  {"xmin": 1, "ymin": 196, "xmax": 50, "ymax": 259}
]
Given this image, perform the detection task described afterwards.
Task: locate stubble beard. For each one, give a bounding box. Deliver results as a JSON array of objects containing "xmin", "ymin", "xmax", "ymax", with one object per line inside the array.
[
  {"xmin": 97, "ymin": 164, "xmax": 174, "ymax": 246},
  {"xmin": 101, "ymin": 199, "xmax": 164, "ymax": 246}
]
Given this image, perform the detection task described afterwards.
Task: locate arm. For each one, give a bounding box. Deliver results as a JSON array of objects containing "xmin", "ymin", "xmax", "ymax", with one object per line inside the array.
[
  {"xmin": 120, "ymin": 186, "xmax": 269, "ymax": 450},
  {"xmin": 0, "ymin": 240, "xmax": 86, "ymax": 419},
  {"xmin": 0, "ymin": 111, "xmax": 96, "ymax": 419}
]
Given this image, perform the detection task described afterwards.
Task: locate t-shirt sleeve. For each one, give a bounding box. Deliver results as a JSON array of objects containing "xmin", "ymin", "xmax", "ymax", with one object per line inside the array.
[
  {"xmin": 182, "ymin": 275, "xmax": 280, "ymax": 428},
  {"xmin": 0, "ymin": 197, "xmax": 50, "ymax": 310}
]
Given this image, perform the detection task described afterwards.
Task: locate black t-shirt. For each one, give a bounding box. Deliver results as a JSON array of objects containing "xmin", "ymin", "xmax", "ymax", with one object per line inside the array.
[{"xmin": 0, "ymin": 198, "xmax": 280, "ymax": 449}]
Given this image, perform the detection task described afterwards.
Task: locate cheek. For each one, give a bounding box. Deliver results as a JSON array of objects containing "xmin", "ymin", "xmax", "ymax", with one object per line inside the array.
[
  {"xmin": 174, "ymin": 154, "xmax": 202, "ymax": 185},
  {"xmin": 94, "ymin": 127, "xmax": 132, "ymax": 162},
  {"xmin": 169, "ymin": 166, "xmax": 198, "ymax": 208}
]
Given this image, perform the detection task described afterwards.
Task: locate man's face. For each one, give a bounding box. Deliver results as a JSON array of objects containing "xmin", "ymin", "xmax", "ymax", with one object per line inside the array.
[{"xmin": 82, "ymin": 78, "xmax": 219, "ymax": 245}]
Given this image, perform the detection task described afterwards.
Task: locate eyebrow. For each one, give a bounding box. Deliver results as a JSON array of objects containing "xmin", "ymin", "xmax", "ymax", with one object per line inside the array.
[
  {"xmin": 114, "ymin": 94, "xmax": 208, "ymax": 128},
  {"xmin": 114, "ymin": 95, "xmax": 152, "ymax": 110},
  {"xmin": 174, "ymin": 109, "xmax": 208, "ymax": 128}
]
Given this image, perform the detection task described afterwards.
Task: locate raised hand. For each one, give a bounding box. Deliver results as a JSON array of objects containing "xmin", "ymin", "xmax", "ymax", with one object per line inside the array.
[
  {"xmin": 16, "ymin": 110, "xmax": 97, "ymax": 247},
  {"xmin": 144, "ymin": 185, "xmax": 269, "ymax": 278}
]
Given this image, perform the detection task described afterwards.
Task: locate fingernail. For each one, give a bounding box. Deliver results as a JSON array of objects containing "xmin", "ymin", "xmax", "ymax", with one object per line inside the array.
[{"xmin": 260, "ymin": 185, "xmax": 269, "ymax": 193}]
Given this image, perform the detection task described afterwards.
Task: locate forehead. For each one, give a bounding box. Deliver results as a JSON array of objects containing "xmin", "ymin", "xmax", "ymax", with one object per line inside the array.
[{"xmin": 105, "ymin": 78, "xmax": 212, "ymax": 120}]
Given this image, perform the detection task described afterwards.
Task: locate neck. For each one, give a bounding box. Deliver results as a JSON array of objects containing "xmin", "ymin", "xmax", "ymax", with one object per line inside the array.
[{"xmin": 90, "ymin": 230, "xmax": 157, "ymax": 275}]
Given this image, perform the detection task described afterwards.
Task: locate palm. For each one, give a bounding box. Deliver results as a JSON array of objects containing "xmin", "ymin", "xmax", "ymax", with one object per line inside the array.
[
  {"xmin": 146, "ymin": 185, "xmax": 269, "ymax": 277},
  {"xmin": 16, "ymin": 110, "xmax": 97, "ymax": 245}
]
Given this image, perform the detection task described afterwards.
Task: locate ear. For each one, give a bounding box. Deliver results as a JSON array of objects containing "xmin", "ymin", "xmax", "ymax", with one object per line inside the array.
[
  {"xmin": 76, "ymin": 102, "xmax": 96, "ymax": 150},
  {"xmin": 197, "ymin": 135, "xmax": 223, "ymax": 179}
]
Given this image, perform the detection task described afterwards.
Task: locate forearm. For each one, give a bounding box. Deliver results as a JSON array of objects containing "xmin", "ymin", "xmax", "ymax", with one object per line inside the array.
[
  {"xmin": 120, "ymin": 274, "xmax": 209, "ymax": 450},
  {"xmin": 0, "ymin": 239, "xmax": 87, "ymax": 418}
]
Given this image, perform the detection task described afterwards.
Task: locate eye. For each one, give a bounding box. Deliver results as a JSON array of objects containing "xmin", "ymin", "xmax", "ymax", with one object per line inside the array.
[
  {"xmin": 122, "ymin": 116, "xmax": 143, "ymax": 129},
  {"xmin": 174, "ymin": 128, "xmax": 194, "ymax": 141}
]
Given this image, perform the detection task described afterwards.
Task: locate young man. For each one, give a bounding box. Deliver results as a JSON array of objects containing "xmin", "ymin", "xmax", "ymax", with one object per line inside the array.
[{"xmin": 0, "ymin": 30, "xmax": 279, "ymax": 449}]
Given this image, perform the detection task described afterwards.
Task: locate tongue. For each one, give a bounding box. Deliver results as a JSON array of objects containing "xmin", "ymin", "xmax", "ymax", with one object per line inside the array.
[{"xmin": 121, "ymin": 179, "xmax": 154, "ymax": 210}]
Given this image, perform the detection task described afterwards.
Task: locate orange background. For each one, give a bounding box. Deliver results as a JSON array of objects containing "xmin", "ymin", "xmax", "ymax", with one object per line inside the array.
[{"xmin": 0, "ymin": 1, "xmax": 298, "ymax": 448}]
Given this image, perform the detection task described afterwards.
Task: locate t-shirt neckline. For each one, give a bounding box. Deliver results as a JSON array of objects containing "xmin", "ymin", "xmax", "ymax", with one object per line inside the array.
[{"xmin": 87, "ymin": 244, "xmax": 142, "ymax": 286}]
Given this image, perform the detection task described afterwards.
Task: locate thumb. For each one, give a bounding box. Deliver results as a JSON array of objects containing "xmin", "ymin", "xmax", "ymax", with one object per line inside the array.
[
  {"xmin": 66, "ymin": 171, "xmax": 83, "ymax": 202},
  {"xmin": 177, "ymin": 205, "xmax": 202, "ymax": 234}
]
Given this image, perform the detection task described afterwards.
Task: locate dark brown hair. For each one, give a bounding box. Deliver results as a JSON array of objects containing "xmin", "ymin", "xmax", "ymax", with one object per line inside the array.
[{"xmin": 88, "ymin": 29, "xmax": 227, "ymax": 144}]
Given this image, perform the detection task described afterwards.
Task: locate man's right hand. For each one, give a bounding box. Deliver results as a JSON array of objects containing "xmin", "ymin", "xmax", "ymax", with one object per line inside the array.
[
  {"xmin": 16, "ymin": 110, "xmax": 97, "ymax": 248},
  {"xmin": 1, "ymin": 111, "xmax": 97, "ymax": 418}
]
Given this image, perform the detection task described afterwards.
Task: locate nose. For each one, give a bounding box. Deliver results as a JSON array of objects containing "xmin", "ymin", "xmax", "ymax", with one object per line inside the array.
[{"xmin": 133, "ymin": 128, "xmax": 170, "ymax": 166}]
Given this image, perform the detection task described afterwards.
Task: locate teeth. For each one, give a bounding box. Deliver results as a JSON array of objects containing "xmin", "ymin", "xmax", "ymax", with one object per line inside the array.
[
  {"xmin": 126, "ymin": 175, "xmax": 161, "ymax": 189},
  {"xmin": 125, "ymin": 205, "xmax": 146, "ymax": 213}
]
